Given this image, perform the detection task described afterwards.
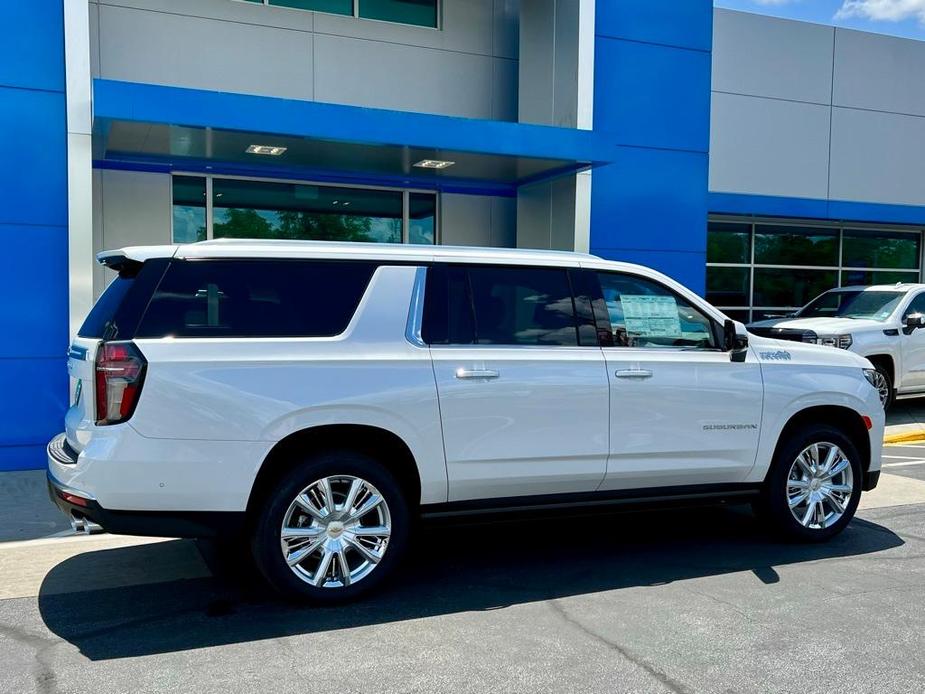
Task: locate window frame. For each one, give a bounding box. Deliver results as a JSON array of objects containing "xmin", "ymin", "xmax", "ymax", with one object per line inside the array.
[
  {"xmin": 707, "ymin": 216, "xmax": 924, "ymax": 322},
  {"xmin": 170, "ymin": 173, "xmax": 439, "ymax": 247},
  {"xmin": 593, "ymin": 269, "xmax": 725, "ymax": 352},
  {"xmin": 237, "ymin": 0, "xmax": 442, "ymax": 30}
]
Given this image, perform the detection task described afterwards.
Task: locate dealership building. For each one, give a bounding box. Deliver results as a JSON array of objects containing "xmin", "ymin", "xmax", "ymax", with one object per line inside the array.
[{"xmin": 3, "ymin": 0, "xmax": 925, "ymax": 470}]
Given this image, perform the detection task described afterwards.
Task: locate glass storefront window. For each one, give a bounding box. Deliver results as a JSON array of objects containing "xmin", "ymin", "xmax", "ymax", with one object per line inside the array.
[
  {"xmin": 270, "ymin": 0, "xmax": 353, "ymax": 14},
  {"xmin": 708, "ymin": 218, "xmax": 923, "ymax": 319},
  {"xmin": 707, "ymin": 222, "xmax": 751, "ymax": 264},
  {"xmin": 706, "ymin": 267, "xmax": 750, "ymax": 307},
  {"xmin": 172, "ymin": 176, "xmax": 437, "ymax": 245},
  {"xmin": 841, "ymin": 269, "xmax": 920, "ymax": 286},
  {"xmin": 212, "ymin": 179, "xmax": 403, "ymax": 243},
  {"xmin": 409, "ymin": 192, "xmax": 436, "ymax": 245},
  {"xmin": 754, "ymin": 225, "xmax": 839, "ymax": 266},
  {"xmin": 253, "ymin": 0, "xmax": 440, "ymax": 27},
  {"xmin": 172, "ymin": 176, "xmax": 207, "ymax": 243},
  {"xmin": 359, "ymin": 0, "xmax": 438, "ymax": 27},
  {"xmin": 843, "ymin": 230, "xmax": 920, "ymax": 270},
  {"xmin": 753, "ymin": 268, "xmax": 838, "ymax": 309}
]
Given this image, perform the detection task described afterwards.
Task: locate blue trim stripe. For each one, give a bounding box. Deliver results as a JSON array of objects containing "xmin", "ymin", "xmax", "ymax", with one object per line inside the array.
[
  {"xmin": 93, "ymin": 79, "xmax": 616, "ymax": 166},
  {"xmin": 710, "ymin": 192, "xmax": 925, "ymax": 226}
]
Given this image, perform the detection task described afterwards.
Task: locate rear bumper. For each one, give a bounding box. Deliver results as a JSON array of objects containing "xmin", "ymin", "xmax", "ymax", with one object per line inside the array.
[
  {"xmin": 46, "ymin": 434, "xmax": 245, "ymax": 539},
  {"xmin": 47, "ymin": 473, "xmax": 244, "ymax": 538}
]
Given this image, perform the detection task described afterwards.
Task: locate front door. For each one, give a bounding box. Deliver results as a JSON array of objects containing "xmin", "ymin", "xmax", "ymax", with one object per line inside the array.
[
  {"xmin": 898, "ymin": 291, "xmax": 925, "ymax": 391},
  {"xmin": 424, "ymin": 264, "xmax": 610, "ymax": 502},
  {"xmin": 592, "ymin": 270, "xmax": 764, "ymax": 491}
]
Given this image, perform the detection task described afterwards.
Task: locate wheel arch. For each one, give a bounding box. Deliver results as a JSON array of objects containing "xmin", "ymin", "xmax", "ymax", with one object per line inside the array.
[
  {"xmin": 769, "ymin": 405, "xmax": 872, "ymax": 482},
  {"xmin": 246, "ymin": 424, "xmax": 423, "ymax": 519},
  {"xmin": 865, "ymin": 353, "xmax": 895, "ymax": 385}
]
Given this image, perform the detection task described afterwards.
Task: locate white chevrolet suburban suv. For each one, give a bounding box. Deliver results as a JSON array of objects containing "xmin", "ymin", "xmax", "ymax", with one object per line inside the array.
[
  {"xmin": 48, "ymin": 240, "xmax": 884, "ymax": 602},
  {"xmin": 748, "ymin": 284, "xmax": 925, "ymax": 409}
]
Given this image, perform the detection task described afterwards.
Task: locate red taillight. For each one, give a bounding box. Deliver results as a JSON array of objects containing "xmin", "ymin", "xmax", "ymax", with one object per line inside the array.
[{"xmin": 95, "ymin": 341, "xmax": 147, "ymax": 425}]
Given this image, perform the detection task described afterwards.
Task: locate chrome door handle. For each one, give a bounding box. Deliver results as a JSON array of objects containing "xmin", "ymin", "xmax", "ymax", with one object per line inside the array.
[
  {"xmin": 615, "ymin": 369, "xmax": 653, "ymax": 379},
  {"xmin": 455, "ymin": 368, "xmax": 500, "ymax": 380}
]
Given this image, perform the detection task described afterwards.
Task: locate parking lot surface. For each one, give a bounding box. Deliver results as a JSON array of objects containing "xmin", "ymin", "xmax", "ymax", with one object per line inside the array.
[{"xmin": 2, "ymin": 468, "xmax": 925, "ymax": 694}]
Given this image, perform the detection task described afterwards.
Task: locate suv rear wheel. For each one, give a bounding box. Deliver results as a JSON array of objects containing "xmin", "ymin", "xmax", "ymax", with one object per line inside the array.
[
  {"xmin": 251, "ymin": 450, "xmax": 409, "ymax": 603},
  {"xmin": 760, "ymin": 424, "xmax": 862, "ymax": 542}
]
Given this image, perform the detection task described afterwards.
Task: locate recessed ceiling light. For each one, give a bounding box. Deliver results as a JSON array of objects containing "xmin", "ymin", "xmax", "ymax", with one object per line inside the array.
[
  {"xmin": 414, "ymin": 159, "xmax": 455, "ymax": 170},
  {"xmin": 246, "ymin": 144, "xmax": 287, "ymax": 156}
]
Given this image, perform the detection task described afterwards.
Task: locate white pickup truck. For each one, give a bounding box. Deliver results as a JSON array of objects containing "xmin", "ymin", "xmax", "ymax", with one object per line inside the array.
[{"xmin": 748, "ymin": 283, "xmax": 925, "ymax": 408}]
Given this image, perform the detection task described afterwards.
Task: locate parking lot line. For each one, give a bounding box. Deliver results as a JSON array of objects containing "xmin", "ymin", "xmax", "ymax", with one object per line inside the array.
[
  {"xmin": 882, "ymin": 454, "xmax": 925, "ymax": 460},
  {"xmin": 882, "ymin": 460, "xmax": 925, "ymax": 468}
]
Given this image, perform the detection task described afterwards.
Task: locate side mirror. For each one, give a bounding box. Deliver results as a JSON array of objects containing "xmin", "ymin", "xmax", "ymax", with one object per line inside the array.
[
  {"xmin": 724, "ymin": 319, "xmax": 748, "ymax": 362},
  {"xmin": 904, "ymin": 313, "xmax": 925, "ymax": 331}
]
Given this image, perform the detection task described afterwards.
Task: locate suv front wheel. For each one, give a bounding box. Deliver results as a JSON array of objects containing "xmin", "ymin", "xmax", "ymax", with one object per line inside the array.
[
  {"xmin": 760, "ymin": 424, "xmax": 862, "ymax": 542},
  {"xmin": 251, "ymin": 450, "xmax": 409, "ymax": 603}
]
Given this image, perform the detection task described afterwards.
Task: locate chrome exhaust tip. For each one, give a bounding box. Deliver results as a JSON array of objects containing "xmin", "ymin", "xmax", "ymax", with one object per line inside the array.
[{"xmin": 70, "ymin": 515, "xmax": 103, "ymax": 535}]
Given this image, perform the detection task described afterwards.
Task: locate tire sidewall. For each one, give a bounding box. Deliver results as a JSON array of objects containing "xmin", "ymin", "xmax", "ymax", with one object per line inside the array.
[
  {"xmin": 251, "ymin": 450, "xmax": 410, "ymax": 603},
  {"xmin": 875, "ymin": 363, "xmax": 895, "ymax": 410},
  {"xmin": 765, "ymin": 424, "xmax": 862, "ymax": 542}
]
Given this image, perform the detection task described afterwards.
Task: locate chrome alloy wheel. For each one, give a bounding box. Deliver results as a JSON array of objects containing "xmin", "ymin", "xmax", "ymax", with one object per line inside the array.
[
  {"xmin": 787, "ymin": 442, "xmax": 854, "ymax": 530},
  {"xmin": 869, "ymin": 370, "xmax": 891, "ymax": 408},
  {"xmin": 280, "ymin": 475, "xmax": 391, "ymax": 588}
]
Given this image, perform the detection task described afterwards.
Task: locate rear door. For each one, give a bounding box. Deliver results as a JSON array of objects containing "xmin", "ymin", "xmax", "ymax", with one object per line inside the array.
[{"xmin": 425, "ymin": 264, "xmax": 610, "ymax": 502}]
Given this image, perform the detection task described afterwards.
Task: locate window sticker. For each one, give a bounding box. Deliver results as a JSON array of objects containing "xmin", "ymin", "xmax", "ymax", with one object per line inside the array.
[{"xmin": 620, "ymin": 295, "xmax": 682, "ymax": 339}]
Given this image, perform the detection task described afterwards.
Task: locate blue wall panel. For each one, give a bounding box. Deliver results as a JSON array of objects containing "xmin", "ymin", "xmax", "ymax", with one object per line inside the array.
[
  {"xmin": 590, "ymin": 0, "xmax": 713, "ymax": 294},
  {"xmin": 591, "ymin": 148, "xmax": 709, "ymax": 291},
  {"xmin": 0, "ymin": 224, "xmax": 69, "ymax": 359},
  {"xmin": 594, "ymin": 37, "xmax": 711, "ymax": 152},
  {"xmin": 0, "ymin": 4, "xmax": 65, "ymax": 92},
  {"xmin": 0, "ymin": 358, "xmax": 68, "ymax": 447},
  {"xmin": 0, "ymin": 88, "xmax": 68, "ymax": 227},
  {"xmin": 595, "ymin": 0, "xmax": 713, "ymax": 51},
  {"xmin": 0, "ymin": 2, "xmax": 68, "ymax": 471}
]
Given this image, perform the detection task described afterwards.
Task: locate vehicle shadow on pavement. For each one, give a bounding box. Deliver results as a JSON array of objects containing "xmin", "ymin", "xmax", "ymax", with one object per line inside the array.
[{"xmin": 37, "ymin": 504, "xmax": 903, "ymax": 661}]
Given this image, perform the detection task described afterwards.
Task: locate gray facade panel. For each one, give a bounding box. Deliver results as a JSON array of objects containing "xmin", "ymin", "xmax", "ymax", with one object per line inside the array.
[
  {"xmin": 492, "ymin": 0, "xmax": 520, "ymax": 60},
  {"xmin": 97, "ymin": 5, "xmax": 315, "ymax": 100},
  {"xmin": 712, "ymin": 9, "xmax": 834, "ymax": 105},
  {"xmin": 92, "ymin": 0, "xmax": 517, "ymax": 120},
  {"xmin": 829, "ymin": 107, "xmax": 925, "ymax": 206},
  {"xmin": 834, "ymin": 27, "xmax": 925, "ymax": 117},
  {"xmin": 313, "ymin": 33, "xmax": 495, "ymax": 118},
  {"xmin": 709, "ymin": 91, "xmax": 831, "ymax": 199},
  {"xmin": 441, "ymin": 193, "xmax": 515, "ymax": 248}
]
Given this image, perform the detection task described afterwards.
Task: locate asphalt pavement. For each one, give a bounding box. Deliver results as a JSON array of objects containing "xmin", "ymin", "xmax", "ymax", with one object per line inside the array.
[
  {"xmin": 2, "ymin": 475, "xmax": 925, "ymax": 693},
  {"xmin": 4, "ymin": 411, "xmax": 925, "ymax": 693}
]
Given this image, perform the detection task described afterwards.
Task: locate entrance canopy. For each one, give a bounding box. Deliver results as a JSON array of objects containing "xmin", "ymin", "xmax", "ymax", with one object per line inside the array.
[{"xmin": 92, "ymin": 79, "xmax": 615, "ymax": 195}]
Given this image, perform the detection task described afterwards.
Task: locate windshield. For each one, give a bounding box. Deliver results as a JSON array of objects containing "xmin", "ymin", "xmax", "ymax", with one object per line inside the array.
[{"xmin": 797, "ymin": 290, "xmax": 905, "ymax": 321}]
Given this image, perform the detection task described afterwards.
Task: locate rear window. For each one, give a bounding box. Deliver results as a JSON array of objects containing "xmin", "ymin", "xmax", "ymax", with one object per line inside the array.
[
  {"xmin": 78, "ymin": 276, "xmax": 134, "ymax": 339},
  {"xmin": 78, "ymin": 259, "xmax": 169, "ymax": 340},
  {"xmin": 135, "ymin": 260, "xmax": 377, "ymax": 338}
]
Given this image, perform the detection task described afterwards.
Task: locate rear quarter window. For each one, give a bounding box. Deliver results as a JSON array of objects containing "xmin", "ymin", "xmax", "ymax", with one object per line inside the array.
[{"xmin": 135, "ymin": 260, "xmax": 377, "ymax": 338}]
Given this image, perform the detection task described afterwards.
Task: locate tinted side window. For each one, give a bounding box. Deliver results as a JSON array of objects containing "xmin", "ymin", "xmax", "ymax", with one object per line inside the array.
[
  {"xmin": 468, "ymin": 266, "xmax": 578, "ymax": 346},
  {"xmin": 422, "ymin": 265, "xmax": 476, "ymax": 345},
  {"xmin": 596, "ymin": 272, "xmax": 718, "ymax": 349},
  {"xmin": 136, "ymin": 260, "xmax": 376, "ymax": 338},
  {"xmin": 906, "ymin": 293, "xmax": 925, "ymax": 318},
  {"xmin": 79, "ymin": 259, "xmax": 169, "ymax": 340}
]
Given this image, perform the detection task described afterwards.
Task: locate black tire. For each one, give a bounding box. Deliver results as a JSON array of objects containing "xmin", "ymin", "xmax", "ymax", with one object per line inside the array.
[
  {"xmin": 250, "ymin": 449, "xmax": 410, "ymax": 603},
  {"xmin": 874, "ymin": 362, "xmax": 895, "ymax": 410},
  {"xmin": 761, "ymin": 424, "xmax": 862, "ymax": 542}
]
